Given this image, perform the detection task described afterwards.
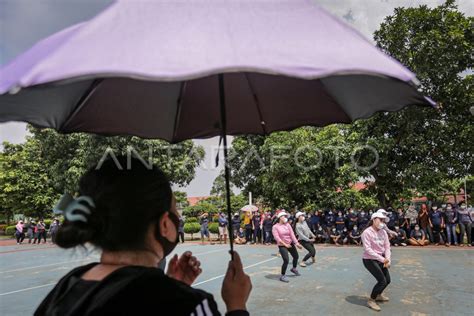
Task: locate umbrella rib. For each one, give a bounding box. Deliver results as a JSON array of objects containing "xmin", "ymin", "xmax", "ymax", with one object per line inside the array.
[
  {"xmin": 244, "ymin": 73, "xmax": 267, "ymax": 135},
  {"xmin": 59, "ymin": 79, "xmax": 103, "ymax": 131},
  {"xmin": 172, "ymin": 81, "xmax": 187, "ymax": 141}
]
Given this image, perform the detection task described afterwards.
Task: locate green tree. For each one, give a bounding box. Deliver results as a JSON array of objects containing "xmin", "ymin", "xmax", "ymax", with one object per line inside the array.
[{"xmin": 352, "ymin": 0, "xmax": 473, "ymax": 206}]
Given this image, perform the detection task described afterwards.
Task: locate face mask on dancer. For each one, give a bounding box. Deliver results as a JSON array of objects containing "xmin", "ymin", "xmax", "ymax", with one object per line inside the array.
[
  {"xmin": 281, "ymin": 217, "xmax": 288, "ymax": 224},
  {"xmin": 378, "ymin": 223, "xmax": 385, "ymax": 230}
]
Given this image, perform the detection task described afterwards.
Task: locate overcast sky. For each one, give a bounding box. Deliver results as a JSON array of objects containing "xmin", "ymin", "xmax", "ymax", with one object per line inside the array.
[{"xmin": 0, "ymin": 0, "xmax": 472, "ymax": 196}]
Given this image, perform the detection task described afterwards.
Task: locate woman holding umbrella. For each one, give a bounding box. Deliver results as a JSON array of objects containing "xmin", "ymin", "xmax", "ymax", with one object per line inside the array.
[{"xmin": 272, "ymin": 212, "xmax": 302, "ymax": 283}]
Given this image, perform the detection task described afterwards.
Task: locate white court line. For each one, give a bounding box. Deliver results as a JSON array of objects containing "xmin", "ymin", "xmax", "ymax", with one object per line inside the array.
[
  {"xmin": 192, "ymin": 248, "xmax": 228, "ymax": 256},
  {"xmin": 193, "ymin": 257, "xmax": 278, "ymax": 286},
  {"xmin": 0, "ymin": 283, "xmax": 57, "ymax": 296},
  {"xmin": 0, "ymin": 258, "xmax": 97, "ymax": 274}
]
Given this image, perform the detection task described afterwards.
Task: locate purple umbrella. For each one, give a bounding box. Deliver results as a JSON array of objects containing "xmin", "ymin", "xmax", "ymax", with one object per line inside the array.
[{"xmin": 0, "ymin": 0, "xmax": 434, "ymax": 254}]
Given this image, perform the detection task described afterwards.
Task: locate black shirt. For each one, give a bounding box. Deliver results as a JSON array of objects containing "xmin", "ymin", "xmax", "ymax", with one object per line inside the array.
[{"xmin": 35, "ymin": 263, "xmax": 248, "ymax": 316}]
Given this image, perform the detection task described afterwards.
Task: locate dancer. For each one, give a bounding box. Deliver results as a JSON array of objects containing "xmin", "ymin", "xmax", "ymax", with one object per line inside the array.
[
  {"xmin": 361, "ymin": 210, "xmax": 391, "ymax": 312},
  {"xmin": 272, "ymin": 212, "xmax": 302, "ymax": 283},
  {"xmin": 294, "ymin": 212, "xmax": 316, "ymax": 267}
]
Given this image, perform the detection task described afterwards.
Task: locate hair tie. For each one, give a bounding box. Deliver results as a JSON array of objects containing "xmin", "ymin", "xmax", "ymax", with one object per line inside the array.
[{"xmin": 53, "ymin": 193, "xmax": 95, "ymax": 223}]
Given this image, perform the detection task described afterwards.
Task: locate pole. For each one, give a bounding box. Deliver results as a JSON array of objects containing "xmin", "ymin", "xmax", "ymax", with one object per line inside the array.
[
  {"xmin": 249, "ymin": 192, "xmax": 252, "ymax": 205},
  {"xmin": 465, "ymin": 177, "xmax": 468, "ymax": 205},
  {"xmin": 218, "ymin": 74, "xmax": 234, "ymax": 259}
]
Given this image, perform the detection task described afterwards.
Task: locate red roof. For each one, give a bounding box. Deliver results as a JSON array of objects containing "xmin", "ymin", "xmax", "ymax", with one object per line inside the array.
[{"xmin": 187, "ymin": 196, "xmax": 210, "ymax": 206}]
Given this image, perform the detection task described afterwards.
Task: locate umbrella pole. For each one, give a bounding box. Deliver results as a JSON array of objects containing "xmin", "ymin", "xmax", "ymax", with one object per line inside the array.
[{"xmin": 218, "ymin": 74, "xmax": 235, "ymax": 259}]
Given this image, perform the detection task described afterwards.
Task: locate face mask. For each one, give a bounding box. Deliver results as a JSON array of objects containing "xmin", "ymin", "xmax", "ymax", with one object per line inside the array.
[
  {"xmin": 332, "ymin": 229, "xmax": 336, "ymax": 233},
  {"xmin": 338, "ymin": 213, "xmax": 342, "ymax": 216},
  {"xmin": 395, "ymin": 227, "xmax": 399, "ymax": 231},
  {"xmin": 350, "ymin": 210, "xmax": 354, "ymax": 214},
  {"xmin": 282, "ymin": 217, "xmax": 288, "ymax": 224},
  {"xmin": 415, "ymin": 227, "xmax": 420, "ymax": 231},
  {"xmin": 155, "ymin": 212, "xmax": 180, "ymax": 258},
  {"xmin": 343, "ymin": 229, "xmax": 347, "ymax": 232},
  {"xmin": 329, "ymin": 211, "xmax": 333, "ymax": 215},
  {"xmin": 461, "ymin": 206, "xmax": 466, "ymax": 209},
  {"xmin": 432, "ymin": 207, "xmax": 438, "ymax": 210},
  {"xmin": 353, "ymin": 227, "xmax": 358, "ymax": 230},
  {"xmin": 442, "ymin": 204, "xmax": 446, "ymax": 208},
  {"xmin": 378, "ymin": 223, "xmax": 385, "ymax": 230},
  {"xmin": 447, "ymin": 207, "xmax": 452, "ymax": 210}
]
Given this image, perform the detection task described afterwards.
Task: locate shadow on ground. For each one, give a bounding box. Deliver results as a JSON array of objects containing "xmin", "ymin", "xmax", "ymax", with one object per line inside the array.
[{"xmin": 345, "ymin": 295, "xmax": 368, "ymax": 307}]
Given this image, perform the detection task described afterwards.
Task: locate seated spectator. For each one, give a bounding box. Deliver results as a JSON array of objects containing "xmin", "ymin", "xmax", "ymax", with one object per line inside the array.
[
  {"xmin": 340, "ymin": 228, "xmax": 349, "ymax": 245},
  {"xmin": 330, "ymin": 227, "xmax": 342, "ymax": 246},
  {"xmin": 36, "ymin": 156, "xmax": 251, "ymax": 316},
  {"xmin": 235, "ymin": 227, "xmax": 247, "ymax": 245},
  {"xmin": 408, "ymin": 225, "xmax": 429, "ymax": 246},
  {"xmin": 391, "ymin": 225, "xmax": 407, "ymax": 247},
  {"xmin": 349, "ymin": 225, "xmax": 362, "ymax": 245},
  {"xmin": 314, "ymin": 224, "xmax": 328, "ymax": 244}
]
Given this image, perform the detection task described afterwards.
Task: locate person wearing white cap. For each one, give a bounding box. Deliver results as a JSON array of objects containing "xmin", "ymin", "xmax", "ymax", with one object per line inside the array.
[
  {"xmin": 272, "ymin": 212, "xmax": 303, "ymax": 282},
  {"xmin": 295, "ymin": 212, "xmax": 316, "ymax": 267},
  {"xmin": 361, "ymin": 211, "xmax": 392, "ymax": 311}
]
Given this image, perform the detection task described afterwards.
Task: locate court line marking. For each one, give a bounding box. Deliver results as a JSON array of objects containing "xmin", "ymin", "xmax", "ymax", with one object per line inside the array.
[
  {"xmin": 0, "ymin": 283, "xmax": 57, "ymax": 296},
  {"xmin": 193, "ymin": 257, "xmax": 278, "ymax": 286},
  {"xmin": 0, "ymin": 258, "xmax": 97, "ymax": 274}
]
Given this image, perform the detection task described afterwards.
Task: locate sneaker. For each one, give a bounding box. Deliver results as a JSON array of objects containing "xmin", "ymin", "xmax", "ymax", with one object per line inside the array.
[
  {"xmin": 367, "ymin": 298, "xmax": 381, "ymax": 311},
  {"xmin": 468, "ymin": 244, "xmax": 472, "ymax": 247},
  {"xmin": 290, "ymin": 268, "xmax": 300, "ymax": 276},
  {"xmin": 376, "ymin": 293, "xmax": 390, "ymax": 302},
  {"xmin": 460, "ymin": 244, "xmax": 464, "ymax": 247},
  {"xmin": 299, "ymin": 261, "xmax": 307, "ymax": 267},
  {"xmin": 401, "ymin": 243, "xmax": 407, "ymax": 247},
  {"xmin": 445, "ymin": 243, "xmax": 450, "ymax": 247},
  {"xmin": 279, "ymin": 275, "xmax": 289, "ymax": 283},
  {"xmin": 435, "ymin": 243, "xmax": 439, "ymax": 246}
]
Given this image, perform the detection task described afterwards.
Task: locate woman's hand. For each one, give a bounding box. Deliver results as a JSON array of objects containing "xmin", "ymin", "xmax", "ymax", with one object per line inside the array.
[
  {"xmin": 166, "ymin": 251, "xmax": 202, "ymax": 286},
  {"xmin": 296, "ymin": 244, "xmax": 303, "ymax": 249},
  {"xmin": 222, "ymin": 251, "xmax": 252, "ymax": 312}
]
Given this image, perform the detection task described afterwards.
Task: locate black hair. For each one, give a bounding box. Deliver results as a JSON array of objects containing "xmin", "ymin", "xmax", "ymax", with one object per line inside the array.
[{"xmin": 56, "ymin": 156, "xmax": 172, "ymax": 251}]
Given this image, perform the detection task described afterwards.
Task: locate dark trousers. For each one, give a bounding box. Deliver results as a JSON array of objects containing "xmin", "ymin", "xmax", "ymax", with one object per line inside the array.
[
  {"xmin": 264, "ymin": 229, "xmax": 272, "ymax": 243},
  {"xmin": 253, "ymin": 227, "xmax": 262, "ymax": 243},
  {"xmin": 300, "ymin": 240, "xmax": 316, "ymax": 262},
  {"xmin": 178, "ymin": 232, "xmax": 185, "ymax": 243},
  {"xmin": 278, "ymin": 245, "xmax": 298, "ymax": 275},
  {"xmin": 15, "ymin": 232, "xmax": 25, "ymax": 243},
  {"xmin": 459, "ymin": 222, "xmax": 472, "ymax": 244},
  {"xmin": 432, "ymin": 224, "xmax": 442, "ymax": 243},
  {"xmin": 245, "ymin": 225, "xmax": 252, "ymax": 242},
  {"xmin": 34, "ymin": 231, "xmax": 46, "ymax": 244},
  {"xmin": 363, "ymin": 259, "xmax": 391, "ymax": 299}
]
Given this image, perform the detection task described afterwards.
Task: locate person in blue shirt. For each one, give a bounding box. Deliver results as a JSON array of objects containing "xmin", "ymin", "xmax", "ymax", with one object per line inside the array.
[
  {"xmin": 386, "ymin": 208, "xmax": 398, "ymax": 231},
  {"xmin": 347, "ymin": 208, "xmax": 358, "ymax": 230},
  {"xmin": 429, "ymin": 206, "xmax": 444, "ymax": 245},
  {"xmin": 310, "ymin": 210, "xmax": 321, "ymax": 232},
  {"xmin": 329, "ymin": 227, "xmax": 342, "ymax": 245},
  {"xmin": 349, "ymin": 225, "xmax": 362, "ymax": 245},
  {"xmin": 358, "ymin": 210, "xmax": 369, "ymax": 229},
  {"xmin": 217, "ymin": 212, "xmax": 229, "ymax": 245},
  {"xmin": 443, "ymin": 203, "xmax": 458, "ymax": 246},
  {"xmin": 314, "ymin": 224, "xmax": 328, "ymax": 244},
  {"xmin": 335, "ymin": 211, "xmax": 345, "ymax": 232},
  {"xmin": 325, "ymin": 210, "xmax": 336, "ymax": 232}
]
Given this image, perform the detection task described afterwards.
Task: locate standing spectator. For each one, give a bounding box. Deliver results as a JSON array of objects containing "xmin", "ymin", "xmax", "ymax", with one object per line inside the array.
[
  {"xmin": 457, "ymin": 202, "xmax": 472, "ymax": 247},
  {"xmin": 470, "ymin": 206, "xmax": 474, "ymax": 246},
  {"xmin": 418, "ymin": 204, "xmax": 433, "ymax": 243},
  {"xmin": 310, "ymin": 210, "xmax": 321, "ymax": 232},
  {"xmin": 335, "ymin": 211, "xmax": 345, "ymax": 232},
  {"xmin": 444, "ymin": 203, "xmax": 458, "ymax": 246},
  {"xmin": 243, "ymin": 211, "xmax": 253, "ymax": 244},
  {"xmin": 177, "ymin": 215, "xmax": 185, "ymax": 243},
  {"xmin": 262, "ymin": 213, "xmax": 273, "ymax": 245},
  {"xmin": 252, "ymin": 211, "xmax": 262, "ymax": 244},
  {"xmin": 325, "ymin": 210, "xmax": 336, "ymax": 232},
  {"xmin": 15, "ymin": 220, "xmax": 25, "ymax": 244},
  {"xmin": 391, "ymin": 225, "xmax": 407, "ymax": 247},
  {"xmin": 405, "ymin": 205, "xmax": 418, "ymax": 237},
  {"xmin": 397, "ymin": 208, "xmax": 409, "ymax": 233},
  {"xmin": 294, "ymin": 212, "xmax": 316, "ymax": 267},
  {"xmin": 199, "ymin": 213, "xmax": 210, "ymax": 244},
  {"xmin": 217, "ymin": 212, "xmax": 228, "ymax": 245},
  {"xmin": 429, "ymin": 205, "xmax": 444, "ymax": 245},
  {"xmin": 232, "ymin": 212, "xmax": 241, "ymax": 239},
  {"xmin": 314, "ymin": 224, "xmax": 328, "ymax": 244},
  {"xmin": 347, "ymin": 209, "xmax": 358, "ymax": 230},
  {"xmin": 49, "ymin": 219, "xmax": 60, "ymax": 244},
  {"xmin": 358, "ymin": 210, "xmax": 369, "ymax": 229},
  {"xmin": 26, "ymin": 221, "xmax": 36, "ymax": 244},
  {"xmin": 272, "ymin": 212, "xmax": 302, "ymax": 283},
  {"xmin": 386, "ymin": 208, "xmax": 398, "ymax": 231},
  {"xmin": 349, "ymin": 225, "xmax": 362, "ymax": 245},
  {"xmin": 408, "ymin": 225, "xmax": 429, "ymax": 246}
]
